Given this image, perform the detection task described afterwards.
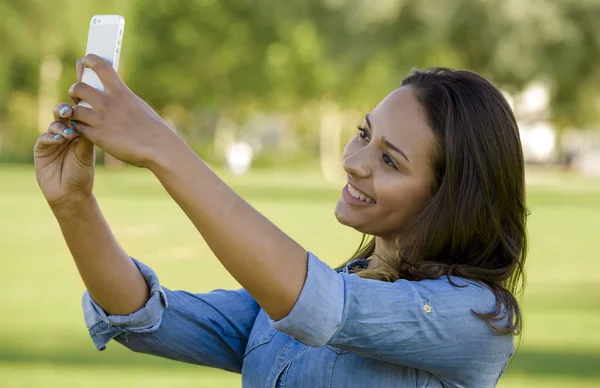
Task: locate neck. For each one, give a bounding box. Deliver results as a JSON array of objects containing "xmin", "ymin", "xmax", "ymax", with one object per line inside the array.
[{"xmin": 367, "ymin": 236, "xmax": 395, "ymax": 270}]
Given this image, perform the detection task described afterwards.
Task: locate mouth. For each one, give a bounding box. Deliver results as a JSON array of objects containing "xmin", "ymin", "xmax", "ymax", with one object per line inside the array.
[{"xmin": 342, "ymin": 183, "xmax": 376, "ymax": 205}]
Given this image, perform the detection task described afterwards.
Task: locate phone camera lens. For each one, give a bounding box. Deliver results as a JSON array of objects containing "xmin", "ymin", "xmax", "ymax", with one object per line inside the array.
[{"xmin": 93, "ymin": 19, "xmax": 96, "ymax": 24}]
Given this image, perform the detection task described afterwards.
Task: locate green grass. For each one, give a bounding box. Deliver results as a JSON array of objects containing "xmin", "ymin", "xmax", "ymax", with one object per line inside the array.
[{"xmin": 0, "ymin": 165, "xmax": 599, "ymax": 387}]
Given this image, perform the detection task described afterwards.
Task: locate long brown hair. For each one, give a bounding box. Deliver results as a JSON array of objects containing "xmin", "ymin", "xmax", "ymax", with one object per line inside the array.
[{"xmin": 336, "ymin": 68, "xmax": 528, "ymax": 336}]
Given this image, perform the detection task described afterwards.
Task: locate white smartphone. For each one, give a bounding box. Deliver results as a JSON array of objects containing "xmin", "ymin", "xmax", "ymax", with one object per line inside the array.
[{"xmin": 79, "ymin": 14, "xmax": 125, "ymax": 108}]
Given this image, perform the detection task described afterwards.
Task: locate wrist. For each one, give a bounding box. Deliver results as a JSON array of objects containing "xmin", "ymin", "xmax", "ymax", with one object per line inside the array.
[
  {"xmin": 49, "ymin": 194, "xmax": 97, "ymax": 218},
  {"xmin": 147, "ymin": 134, "xmax": 194, "ymax": 176}
]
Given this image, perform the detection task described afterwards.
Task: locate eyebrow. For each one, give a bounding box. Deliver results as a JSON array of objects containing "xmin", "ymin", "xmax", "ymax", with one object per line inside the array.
[{"xmin": 365, "ymin": 114, "xmax": 410, "ymax": 163}]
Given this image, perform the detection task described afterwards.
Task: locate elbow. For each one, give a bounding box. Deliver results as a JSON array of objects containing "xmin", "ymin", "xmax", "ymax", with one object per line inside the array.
[
  {"xmin": 299, "ymin": 322, "xmax": 342, "ymax": 348},
  {"xmin": 268, "ymin": 251, "xmax": 346, "ymax": 347},
  {"xmin": 268, "ymin": 311, "xmax": 343, "ymax": 348}
]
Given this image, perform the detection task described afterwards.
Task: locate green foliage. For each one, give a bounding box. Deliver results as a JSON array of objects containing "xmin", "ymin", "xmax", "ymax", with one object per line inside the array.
[{"xmin": 1, "ymin": 0, "xmax": 600, "ymax": 161}]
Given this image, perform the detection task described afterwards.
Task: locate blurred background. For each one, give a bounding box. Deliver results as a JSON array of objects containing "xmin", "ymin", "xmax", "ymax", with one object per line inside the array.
[{"xmin": 1, "ymin": 0, "xmax": 599, "ymax": 387}]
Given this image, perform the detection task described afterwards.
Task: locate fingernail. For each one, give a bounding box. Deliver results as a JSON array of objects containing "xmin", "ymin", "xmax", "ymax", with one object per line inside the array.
[
  {"xmin": 54, "ymin": 134, "xmax": 63, "ymax": 140},
  {"xmin": 70, "ymin": 120, "xmax": 78, "ymax": 128},
  {"xmin": 60, "ymin": 107, "xmax": 69, "ymax": 117},
  {"xmin": 64, "ymin": 128, "xmax": 75, "ymax": 135}
]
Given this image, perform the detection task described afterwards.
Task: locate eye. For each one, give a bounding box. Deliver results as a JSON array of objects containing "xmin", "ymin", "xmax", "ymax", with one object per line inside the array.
[
  {"xmin": 382, "ymin": 153, "xmax": 397, "ymax": 169},
  {"xmin": 357, "ymin": 126, "xmax": 370, "ymax": 142}
]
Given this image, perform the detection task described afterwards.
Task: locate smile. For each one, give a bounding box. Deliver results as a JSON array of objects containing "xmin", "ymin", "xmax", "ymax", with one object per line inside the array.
[{"xmin": 347, "ymin": 184, "xmax": 376, "ymax": 203}]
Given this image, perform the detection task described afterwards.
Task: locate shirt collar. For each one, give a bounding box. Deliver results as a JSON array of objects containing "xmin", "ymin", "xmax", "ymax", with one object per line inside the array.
[{"xmin": 337, "ymin": 258, "xmax": 371, "ymax": 274}]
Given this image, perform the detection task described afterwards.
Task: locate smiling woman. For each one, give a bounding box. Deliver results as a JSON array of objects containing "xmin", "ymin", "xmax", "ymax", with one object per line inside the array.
[
  {"xmin": 336, "ymin": 69, "xmax": 527, "ymax": 334},
  {"xmin": 335, "ymin": 70, "xmax": 527, "ymax": 337},
  {"xmin": 34, "ymin": 57, "xmax": 527, "ymax": 388}
]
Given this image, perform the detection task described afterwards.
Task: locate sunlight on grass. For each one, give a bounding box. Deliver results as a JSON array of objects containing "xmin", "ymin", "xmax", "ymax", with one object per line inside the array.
[{"xmin": 0, "ymin": 164, "xmax": 599, "ymax": 387}]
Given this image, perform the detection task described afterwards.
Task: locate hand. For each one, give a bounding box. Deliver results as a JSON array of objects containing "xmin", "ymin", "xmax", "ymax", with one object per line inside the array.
[
  {"xmin": 67, "ymin": 54, "xmax": 181, "ymax": 169},
  {"xmin": 34, "ymin": 59, "xmax": 96, "ymax": 208}
]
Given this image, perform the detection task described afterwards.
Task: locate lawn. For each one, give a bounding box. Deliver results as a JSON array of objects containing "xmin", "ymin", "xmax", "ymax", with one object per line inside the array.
[{"xmin": 0, "ymin": 165, "xmax": 599, "ymax": 387}]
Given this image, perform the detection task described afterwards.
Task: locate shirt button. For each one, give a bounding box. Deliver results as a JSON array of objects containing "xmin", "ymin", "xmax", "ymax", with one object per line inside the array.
[{"xmin": 423, "ymin": 304, "xmax": 432, "ymax": 314}]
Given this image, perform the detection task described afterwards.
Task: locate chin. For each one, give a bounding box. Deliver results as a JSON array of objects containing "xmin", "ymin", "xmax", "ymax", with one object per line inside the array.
[
  {"xmin": 335, "ymin": 203, "xmax": 390, "ymax": 236},
  {"xmin": 334, "ymin": 200, "xmax": 365, "ymax": 231}
]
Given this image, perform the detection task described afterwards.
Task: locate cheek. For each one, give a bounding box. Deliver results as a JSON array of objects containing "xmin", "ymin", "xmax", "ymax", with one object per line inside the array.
[{"xmin": 375, "ymin": 177, "xmax": 432, "ymax": 225}]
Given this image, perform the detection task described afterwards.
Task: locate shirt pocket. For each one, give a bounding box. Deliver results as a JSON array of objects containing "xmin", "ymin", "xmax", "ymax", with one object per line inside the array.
[
  {"xmin": 325, "ymin": 344, "xmax": 349, "ymax": 355},
  {"xmin": 244, "ymin": 312, "xmax": 278, "ymax": 357}
]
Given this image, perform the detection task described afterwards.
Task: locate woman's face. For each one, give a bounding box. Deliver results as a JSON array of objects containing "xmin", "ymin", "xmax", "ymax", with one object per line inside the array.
[{"xmin": 334, "ymin": 86, "xmax": 437, "ymax": 237}]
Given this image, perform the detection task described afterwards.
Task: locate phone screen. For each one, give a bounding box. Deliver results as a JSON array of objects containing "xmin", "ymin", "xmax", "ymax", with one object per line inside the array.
[{"xmin": 81, "ymin": 16, "xmax": 124, "ymax": 100}]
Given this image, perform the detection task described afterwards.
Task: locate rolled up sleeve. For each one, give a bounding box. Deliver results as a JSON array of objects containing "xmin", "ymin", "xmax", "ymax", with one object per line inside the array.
[
  {"xmin": 82, "ymin": 257, "xmax": 167, "ymax": 351},
  {"xmin": 81, "ymin": 257, "xmax": 260, "ymax": 372},
  {"xmin": 268, "ymin": 251, "xmax": 345, "ymax": 347}
]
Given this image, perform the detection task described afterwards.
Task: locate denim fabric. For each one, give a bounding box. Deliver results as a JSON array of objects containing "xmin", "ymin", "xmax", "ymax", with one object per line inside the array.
[{"xmin": 82, "ymin": 253, "xmax": 513, "ymax": 387}]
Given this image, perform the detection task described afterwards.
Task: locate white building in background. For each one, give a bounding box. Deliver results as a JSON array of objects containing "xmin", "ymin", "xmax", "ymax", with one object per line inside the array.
[
  {"xmin": 226, "ymin": 142, "xmax": 254, "ymax": 175},
  {"xmin": 506, "ymin": 81, "xmax": 557, "ymax": 164},
  {"xmin": 506, "ymin": 81, "xmax": 600, "ymax": 176},
  {"xmin": 519, "ymin": 121, "xmax": 556, "ymax": 163},
  {"xmin": 561, "ymin": 130, "xmax": 600, "ymax": 176}
]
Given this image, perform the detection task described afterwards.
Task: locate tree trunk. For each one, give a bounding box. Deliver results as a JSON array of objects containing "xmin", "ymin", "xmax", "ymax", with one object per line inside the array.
[
  {"xmin": 319, "ymin": 101, "xmax": 344, "ymax": 182},
  {"xmin": 37, "ymin": 56, "xmax": 62, "ymax": 134}
]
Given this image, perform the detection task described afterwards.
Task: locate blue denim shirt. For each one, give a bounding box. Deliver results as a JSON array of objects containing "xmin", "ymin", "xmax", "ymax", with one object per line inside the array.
[{"xmin": 82, "ymin": 252, "xmax": 513, "ymax": 387}]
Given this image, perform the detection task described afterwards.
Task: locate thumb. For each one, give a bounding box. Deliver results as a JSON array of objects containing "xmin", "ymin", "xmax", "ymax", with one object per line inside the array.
[
  {"xmin": 74, "ymin": 132, "xmax": 96, "ymax": 166},
  {"xmin": 71, "ymin": 120, "xmax": 99, "ymax": 143}
]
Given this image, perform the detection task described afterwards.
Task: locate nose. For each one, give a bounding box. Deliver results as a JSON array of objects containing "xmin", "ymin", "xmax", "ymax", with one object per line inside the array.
[{"xmin": 343, "ymin": 149, "xmax": 371, "ymax": 179}]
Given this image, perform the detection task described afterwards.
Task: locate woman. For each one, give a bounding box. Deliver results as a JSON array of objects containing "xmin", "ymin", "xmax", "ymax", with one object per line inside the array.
[{"xmin": 34, "ymin": 55, "xmax": 527, "ymax": 387}]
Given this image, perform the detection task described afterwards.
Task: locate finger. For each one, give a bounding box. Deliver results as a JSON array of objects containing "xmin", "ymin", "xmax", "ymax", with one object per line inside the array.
[
  {"xmin": 74, "ymin": 133, "xmax": 96, "ymax": 165},
  {"xmin": 42, "ymin": 123, "xmax": 68, "ymax": 144},
  {"xmin": 84, "ymin": 54, "xmax": 125, "ymax": 92},
  {"xmin": 47, "ymin": 121, "xmax": 68, "ymax": 135},
  {"xmin": 48, "ymin": 121, "xmax": 79, "ymax": 141},
  {"xmin": 36, "ymin": 132, "xmax": 64, "ymax": 146},
  {"xmin": 53, "ymin": 103, "xmax": 73, "ymax": 121},
  {"xmin": 68, "ymin": 82, "xmax": 104, "ymax": 109},
  {"xmin": 71, "ymin": 58, "xmax": 85, "ymax": 105},
  {"xmin": 71, "ymin": 105, "xmax": 101, "ymax": 127},
  {"xmin": 71, "ymin": 119, "xmax": 99, "ymax": 144},
  {"xmin": 76, "ymin": 58, "xmax": 84, "ymax": 83}
]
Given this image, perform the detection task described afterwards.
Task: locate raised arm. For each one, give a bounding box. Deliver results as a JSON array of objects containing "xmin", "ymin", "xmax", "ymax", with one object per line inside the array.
[
  {"xmin": 52, "ymin": 196, "xmax": 148, "ymax": 315},
  {"xmin": 34, "ymin": 56, "xmax": 148, "ymax": 316},
  {"xmin": 68, "ymin": 54, "xmax": 309, "ymax": 322},
  {"xmin": 149, "ymin": 143, "xmax": 308, "ymax": 320},
  {"xmin": 37, "ymin": 57, "xmax": 270, "ymax": 369}
]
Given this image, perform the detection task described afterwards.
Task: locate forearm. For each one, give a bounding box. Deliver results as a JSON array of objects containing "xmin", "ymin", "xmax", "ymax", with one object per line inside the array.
[
  {"xmin": 150, "ymin": 139, "xmax": 307, "ymax": 320},
  {"xmin": 51, "ymin": 195, "xmax": 149, "ymax": 315}
]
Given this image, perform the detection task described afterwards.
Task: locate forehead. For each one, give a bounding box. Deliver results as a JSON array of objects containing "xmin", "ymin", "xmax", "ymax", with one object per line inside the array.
[{"xmin": 369, "ymin": 87, "xmax": 435, "ymax": 164}]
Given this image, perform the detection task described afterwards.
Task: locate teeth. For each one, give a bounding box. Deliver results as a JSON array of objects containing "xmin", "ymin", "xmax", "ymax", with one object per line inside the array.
[{"xmin": 348, "ymin": 184, "xmax": 375, "ymax": 203}]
